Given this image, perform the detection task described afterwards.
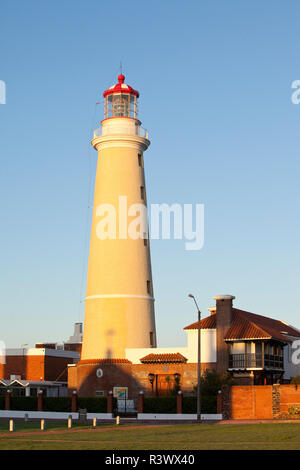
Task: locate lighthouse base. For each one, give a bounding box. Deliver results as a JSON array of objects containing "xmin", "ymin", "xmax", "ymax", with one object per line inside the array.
[
  {"xmin": 68, "ymin": 359, "xmax": 200, "ymax": 399},
  {"xmin": 68, "ymin": 359, "xmax": 137, "ymax": 398}
]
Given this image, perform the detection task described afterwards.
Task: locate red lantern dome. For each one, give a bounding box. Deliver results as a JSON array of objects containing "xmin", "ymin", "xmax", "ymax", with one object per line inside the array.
[{"xmin": 103, "ymin": 74, "xmax": 139, "ymax": 120}]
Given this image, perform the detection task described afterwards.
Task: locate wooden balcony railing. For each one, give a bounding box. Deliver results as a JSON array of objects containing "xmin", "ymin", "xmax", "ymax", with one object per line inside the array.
[{"xmin": 229, "ymin": 353, "xmax": 284, "ymax": 370}]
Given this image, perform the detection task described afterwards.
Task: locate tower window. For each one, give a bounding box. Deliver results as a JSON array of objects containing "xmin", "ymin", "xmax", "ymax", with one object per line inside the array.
[
  {"xmin": 138, "ymin": 153, "xmax": 143, "ymax": 167},
  {"xmin": 143, "ymin": 233, "xmax": 149, "ymax": 247},
  {"xmin": 147, "ymin": 280, "xmax": 152, "ymax": 295},
  {"xmin": 150, "ymin": 332, "xmax": 154, "ymax": 347},
  {"xmin": 140, "ymin": 186, "xmax": 145, "ymax": 200}
]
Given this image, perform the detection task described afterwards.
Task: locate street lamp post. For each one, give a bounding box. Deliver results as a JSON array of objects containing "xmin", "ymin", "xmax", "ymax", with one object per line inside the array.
[
  {"xmin": 21, "ymin": 344, "xmax": 28, "ymax": 382},
  {"xmin": 188, "ymin": 294, "xmax": 201, "ymax": 423}
]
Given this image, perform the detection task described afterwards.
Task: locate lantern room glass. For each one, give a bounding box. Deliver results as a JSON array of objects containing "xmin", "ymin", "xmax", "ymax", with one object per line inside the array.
[{"xmin": 104, "ymin": 93, "xmax": 138, "ymax": 119}]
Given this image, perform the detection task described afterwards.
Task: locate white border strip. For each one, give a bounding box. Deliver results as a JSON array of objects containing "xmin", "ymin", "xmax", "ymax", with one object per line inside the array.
[
  {"xmin": 0, "ymin": 411, "xmax": 114, "ymax": 420},
  {"xmin": 137, "ymin": 413, "xmax": 222, "ymax": 420},
  {"xmin": 85, "ymin": 295, "xmax": 154, "ymax": 301}
]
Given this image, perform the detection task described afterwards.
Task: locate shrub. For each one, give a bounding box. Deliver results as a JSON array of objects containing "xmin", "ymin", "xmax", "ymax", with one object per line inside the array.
[
  {"xmin": 78, "ymin": 397, "xmax": 107, "ymax": 413},
  {"xmin": 182, "ymin": 396, "xmax": 217, "ymax": 414},
  {"xmin": 189, "ymin": 370, "xmax": 234, "ymax": 414},
  {"xmin": 10, "ymin": 397, "xmax": 37, "ymax": 411},
  {"xmin": 144, "ymin": 396, "xmax": 176, "ymax": 414},
  {"xmin": 291, "ymin": 376, "xmax": 300, "ymax": 385},
  {"xmin": 0, "ymin": 396, "xmax": 5, "ymax": 410},
  {"xmin": 43, "ymin": 397, "xmax": 72, "ymax": 412}
]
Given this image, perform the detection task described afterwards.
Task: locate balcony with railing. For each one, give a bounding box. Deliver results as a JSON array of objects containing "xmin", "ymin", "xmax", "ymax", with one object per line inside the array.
[
  {"xmin": 229, "ymin": 353, "xmax": 284, "ymax": 370},
  {"xmin": 93, "ymin": 125, "xmax": 148, "ymax": 139}
]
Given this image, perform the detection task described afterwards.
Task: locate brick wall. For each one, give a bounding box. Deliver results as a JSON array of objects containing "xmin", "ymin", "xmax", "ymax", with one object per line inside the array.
[
  {"xmin": 44, "ymin": 356, "xmax": 74, "ymax": 381},
  {"xmin": 279, "ymin": 385, "xmax": 300, "ymax": 418},
  {"xmin": 69, "ymin": 361, "xmax": 134, "ymax": 396},
  {"xmin": 131, "ymin": 362, "xmax": 215, "ymax": 396},
  {"xmin": 231, "ymin": 385, "xmax": 273, "ymax": 419},
  {"xmin": 68, "ymin": 361, "xmax": 216, "ymax": 397},
  {"xmin": 222, "ymin": 384, "xmax": 300, "ymax": 419},
  {"xmin": 0, "ymin": 355, "xmax": 77, "ymax": 382},
  {"xmin": 0, "ymin": 356, "xmax": 45, "ymax": 380}
]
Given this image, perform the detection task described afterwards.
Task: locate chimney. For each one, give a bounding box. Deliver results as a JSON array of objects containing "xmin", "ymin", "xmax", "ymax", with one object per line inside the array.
[{"xmin": 214, "ymin": 295, "xmax": 235, "ymax": 373}]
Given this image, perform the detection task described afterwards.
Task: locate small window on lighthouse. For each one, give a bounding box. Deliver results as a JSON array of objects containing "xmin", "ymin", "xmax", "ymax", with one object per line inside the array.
[
  {"xmin": 138, "ymin": 154, "xmax": 143, "ymax": 167},
  {"xmin": 147, "ymin": 280, "xmax": 152, "ymax": 295},
  {"xmin": 150, "ymin": 332, "xmax": 154, "ymax": 347},
  {"xmin": 143, "ymin": 233, "xmax": 149, "ymax": 247},
  {"xmin": 140, "ymin": 186, "xmax": 145, "ymax": 200}
]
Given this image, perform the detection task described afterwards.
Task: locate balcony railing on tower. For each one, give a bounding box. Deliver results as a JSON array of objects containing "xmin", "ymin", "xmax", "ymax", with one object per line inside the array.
[{"xmin": 94, "ymin": 126, "xmax": 148, "ymax": 139}]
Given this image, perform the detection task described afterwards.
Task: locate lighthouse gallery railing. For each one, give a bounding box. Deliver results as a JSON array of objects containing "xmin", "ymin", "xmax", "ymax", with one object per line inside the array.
[{"xmin": 94, "ymin": 126, "xmax": 148, "ymax": 139}]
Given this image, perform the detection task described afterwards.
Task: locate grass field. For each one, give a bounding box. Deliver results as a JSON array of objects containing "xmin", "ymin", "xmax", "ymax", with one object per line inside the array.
[{"xmin": 1, "ymin": 421, "xmax": 300, "ymax": 449}]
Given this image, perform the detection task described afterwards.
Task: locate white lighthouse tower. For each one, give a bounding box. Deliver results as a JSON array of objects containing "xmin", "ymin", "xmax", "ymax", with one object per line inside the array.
[{"xmin": 80, "ymin": 74, "xmax": 157, "ymax": 362}]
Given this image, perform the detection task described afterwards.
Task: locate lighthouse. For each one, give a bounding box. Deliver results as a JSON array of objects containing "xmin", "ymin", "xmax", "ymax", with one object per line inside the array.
[{"xmin": 80, "ymin": 74, "xmax": 157, "ymax": 363}]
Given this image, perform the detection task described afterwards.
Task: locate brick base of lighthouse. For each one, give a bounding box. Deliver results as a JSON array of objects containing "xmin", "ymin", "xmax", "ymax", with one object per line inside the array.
[
  {"xmin": 68, "ymin": 360, "xmax": 214, "ymax": 398},
  {"xmin": 68, "ymin": 360, "xmax": 135, "ymax": 397}
]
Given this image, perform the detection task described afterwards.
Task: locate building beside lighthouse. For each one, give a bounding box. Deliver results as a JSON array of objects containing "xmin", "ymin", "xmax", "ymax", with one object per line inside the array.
[{"xmin": 68, "ymin": 75, "xmax": 300, "ymax": 398}]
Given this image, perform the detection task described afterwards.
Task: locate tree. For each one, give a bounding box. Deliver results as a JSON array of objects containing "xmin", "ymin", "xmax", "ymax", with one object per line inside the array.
[{"xmin": 199, "ymin": 369, "xmax": 234, "ymax": 396}]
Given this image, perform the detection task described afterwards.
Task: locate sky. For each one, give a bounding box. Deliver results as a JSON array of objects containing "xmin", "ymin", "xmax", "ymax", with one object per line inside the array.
[{"xmin": 0, "ymin": 0, "xmax": 299, "ymax": 348}]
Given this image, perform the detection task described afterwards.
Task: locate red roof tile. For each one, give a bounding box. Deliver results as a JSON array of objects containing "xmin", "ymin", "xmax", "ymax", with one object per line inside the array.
[
  {"xmin": 184, "ymin": 308, "xmax": 300, "ymax": 343},
  {"xmin": 224, "ymin": 309, "xmax": 300, "ymax": 343},
  {"xmin": 184, "ymin": 315, "xmax": 216, "ymax": 330},
  {"xmin": 140, "ymin": 353, "xmax": 187, "ymax": 363}
]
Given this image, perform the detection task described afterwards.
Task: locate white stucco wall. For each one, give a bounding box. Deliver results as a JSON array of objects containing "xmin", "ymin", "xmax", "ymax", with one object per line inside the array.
[{"xmin": 125, "ymin": 329, "xmax": 216, "ymax": 364}]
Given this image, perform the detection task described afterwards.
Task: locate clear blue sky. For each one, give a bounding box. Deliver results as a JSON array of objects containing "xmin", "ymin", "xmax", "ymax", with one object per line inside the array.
[{"xmin": 1, "ymin": 0, "xmax": 299, "ymax": 348}]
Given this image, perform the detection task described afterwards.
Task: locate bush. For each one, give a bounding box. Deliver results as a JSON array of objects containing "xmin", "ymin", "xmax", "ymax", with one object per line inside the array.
[
  {"xmin": 78, "ymin": 397, "xmax": 107, "ymax": 413},
  {"xmin": 182, "ymin": 396, "xmax": 217, "ymax": 414},
  {"xmin": 144, "ymin": 397, "xmax": 176, "ymax": 414},
  {"xmin": 0, "ymin": 396, "xmax": 5, "ymax": 410},
  {"xmin": 43, "ymin": 397, "xmax": 72, "ymax": 412},
  {"xmin": 188, "ymin": 370, "xmax": 235, "ymax": 414},
  {"xmin": 1, "ymin": 396, "xmax": 107, "ymax": 412},
  {"xmin": 10, "ymin": 397, "xmax": 37, "ymax": 411}
]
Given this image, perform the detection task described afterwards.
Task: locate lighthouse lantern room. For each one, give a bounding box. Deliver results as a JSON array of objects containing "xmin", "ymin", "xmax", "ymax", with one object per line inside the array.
[{"xmin": 103, "ymin": 74, "xmax": 139, "ymax": 119}]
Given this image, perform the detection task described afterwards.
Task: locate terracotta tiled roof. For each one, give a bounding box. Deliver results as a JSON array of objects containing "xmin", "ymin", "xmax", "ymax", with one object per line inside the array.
[
  {"xmin": 140, "ymin": 353, "xmax": 187, "ymax": 363},
  {"xmin": 225, "ymin": 309, "xmax": 300, "ymax": 343},
  {"xmin": 183, "ymin": 308, "xmax": 300, "ymax": 343},
  {"xmin": 184, "ymin": 315, "xmax": 216, "ymax": 330}
]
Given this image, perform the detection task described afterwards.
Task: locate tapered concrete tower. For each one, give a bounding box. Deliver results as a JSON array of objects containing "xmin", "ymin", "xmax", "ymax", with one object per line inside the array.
[{"xmin": 80, "ymin": 74, "xmax": 156, "ymax": 361}]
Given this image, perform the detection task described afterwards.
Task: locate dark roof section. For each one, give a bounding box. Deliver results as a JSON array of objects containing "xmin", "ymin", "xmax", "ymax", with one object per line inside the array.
[
  {"xmin": 184, "ymin": 308, "xmax": 300, "ymax": 343},
  {"xmin": 140, "ymin": 353, "xmax": 187, "ymax": 364}
]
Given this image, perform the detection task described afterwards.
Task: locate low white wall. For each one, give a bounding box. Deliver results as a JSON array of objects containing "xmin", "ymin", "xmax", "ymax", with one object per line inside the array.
[
  {"xmin": 86, "ymin": 413, "xmax": 113, "ymax": 420},
  {"xmin": 137, "ymin": 413, "xmax": 222, "ymax": 420},
  {"xmin": 0, "ymin": 410, "xmax": 113, "ymax": 420},
  {"xmin": 0, "ymin": 411, "xmax": 79, "ymax": 420}
]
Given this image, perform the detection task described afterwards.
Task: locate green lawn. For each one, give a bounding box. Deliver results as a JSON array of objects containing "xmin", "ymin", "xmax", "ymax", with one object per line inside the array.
[
  {"xmin": 1, "ymin": 422, "xmax": 300, "ymax": 449},
  {"xmin": 0, "ymin": 419, "xmax": 94, "ymax": 433}
]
